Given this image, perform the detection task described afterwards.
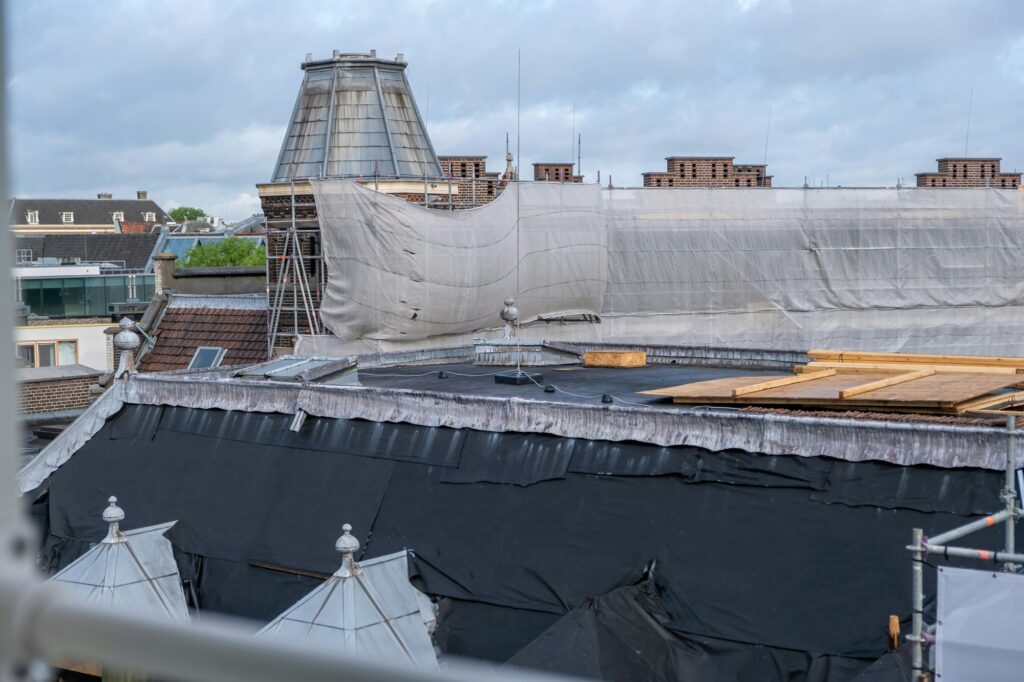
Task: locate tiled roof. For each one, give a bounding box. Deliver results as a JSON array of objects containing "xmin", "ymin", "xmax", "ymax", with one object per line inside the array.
[
  {"xmin": 9, "ymin": 197, "xmax": 170, "ymax": 226},
  {"xmin": 139, "ymin": 307, "xmax": 268, "ymax": 372},
  {"xmin": 14, "ymin": 233, "xmax": 161, "ymax": 270}
]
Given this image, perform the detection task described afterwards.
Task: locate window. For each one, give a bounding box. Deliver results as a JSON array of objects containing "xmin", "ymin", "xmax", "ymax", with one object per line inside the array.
[
  {"xmin": 189, "ymin": 346, "xmax": 226, "ymax": 369},
  {"xmin": 61, "ymin": 212, "xmax": 74, "ymax": 224},
  {"xmin": 25, "ymin": 210, "xmax": 39, "ymax": 225},
  {"xmin": 143, "ymin": 212, "xmax": 157, "ymax": 222},
  {"xmin": 16, "ymin": 249, "xmax": 32, "ymax": 264},
  {"xmin": 16, "ymin": 340, "xmax": 77, "ymax": 368},
  {"xmin": 112, "ymin": 211, "xmax": 125, "ymax": 222}
]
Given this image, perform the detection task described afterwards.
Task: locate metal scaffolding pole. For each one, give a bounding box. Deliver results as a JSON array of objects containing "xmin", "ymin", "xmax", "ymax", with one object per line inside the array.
[{"xmin": 907, "ymin": 414, "xmax": 1021, "ymax": 681}]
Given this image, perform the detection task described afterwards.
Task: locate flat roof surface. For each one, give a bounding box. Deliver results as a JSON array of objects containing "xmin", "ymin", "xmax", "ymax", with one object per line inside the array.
[{"xmin": 358, "ymin": 362, "xmax": 776, "ymax": 407}]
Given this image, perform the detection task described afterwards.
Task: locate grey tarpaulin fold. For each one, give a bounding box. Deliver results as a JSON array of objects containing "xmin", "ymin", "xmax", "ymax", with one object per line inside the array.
[{"xmin": 312, "ymin": 183, "xmax": 1024, "ymax": 354}]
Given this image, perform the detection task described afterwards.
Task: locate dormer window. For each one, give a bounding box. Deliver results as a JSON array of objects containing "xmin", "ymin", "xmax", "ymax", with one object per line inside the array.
[
  {"xmin": 25, "ymin": 210, "xmax": 39, "ymax": 225},
  {"xmin": 112, "ymin": 211, "xmax": 125, "ymax": 222},
  {"xmin": 61, "ymin": 212, "xmax": 74, "ymax": 224},
  {"xmin": 143, "ymin": 211, "xmax": 156, "ymax": 222}
]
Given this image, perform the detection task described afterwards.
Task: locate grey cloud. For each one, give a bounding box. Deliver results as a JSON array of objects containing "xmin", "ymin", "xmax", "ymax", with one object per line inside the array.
[{"xmin": 7, "ymin": 0, "xmax": 1024, "ymax": 219}]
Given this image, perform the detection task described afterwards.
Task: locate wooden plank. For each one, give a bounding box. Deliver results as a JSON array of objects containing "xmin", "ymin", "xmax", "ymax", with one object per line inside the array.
[
  {"xmin": 799, "ymin": 361, "xmax": 1020, "ymax": 375},
  {"xmin": 858, "ymin": 374, "xmax": 1024, "ymax": 403},
  {"xmin": 807, "ymin": 349, "xmax": 1024, "ymax": 368},
  {"xmin": 731, "ymin": 369, "xmax": 836, "ymax": 397},
  {"xmin": 639, "ymin": 375, "xmax": 792, "ymax": 398},
  {"xmin": 954, "ymin": 390, "xmax": 1024, "ymax": 413},
  {"xmin": 583, "ymin": 350, "xmax": 647, "ymax": 368},
  {"xmin": 838, "ymin": 369, "xmax": 935, "ymax": 399}
]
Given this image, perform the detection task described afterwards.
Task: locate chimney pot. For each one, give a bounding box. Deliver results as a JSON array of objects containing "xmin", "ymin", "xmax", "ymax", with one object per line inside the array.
[{"xmin": 137, "ymin": 190, "xmax": 148, "ymax": 200}]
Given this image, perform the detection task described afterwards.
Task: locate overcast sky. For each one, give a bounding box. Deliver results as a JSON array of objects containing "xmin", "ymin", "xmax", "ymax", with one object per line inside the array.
[{"xmin": 6, "ymin": 0, "xmax": 1024, "ymax": 220}]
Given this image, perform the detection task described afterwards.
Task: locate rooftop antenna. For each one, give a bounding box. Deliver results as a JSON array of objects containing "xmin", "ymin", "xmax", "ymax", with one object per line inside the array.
[
  {"xmin": 515, "ymin": 48, "xmax": 522, "ymax": 377},
  {"xmin": 964, "ymin": 88, "xmax": 973, "ymax": 157},
  {"xmin": 763, "ymin": 104, "xmax": 772, "ymax": 166},
  {"xmin": 570, "ymin": 100, "xmax": 576, "ymax": 177},
  {"xmin": 578, "ymin": 133, "xmax": 582, "ymax": 181},
  {"xmin": 496, "ymin": 48, "xmax": 541, "ymax": 387},
  {"xmin": 425, "ymin": 84, "xmax": 431, "ymax": 130}
]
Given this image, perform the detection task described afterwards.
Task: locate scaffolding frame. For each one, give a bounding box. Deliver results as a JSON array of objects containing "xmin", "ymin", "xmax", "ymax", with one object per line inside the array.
[
  {"xmin": 262, "ymin": 174, "xmax": 509, "ymax": 350},
  {"xmin": 908, "ymin": 413, "xmax": 1021, "ymax": 681},
  {"xmin": 267, "ymin": 181, "xmax": 321, "ymax": 356}
]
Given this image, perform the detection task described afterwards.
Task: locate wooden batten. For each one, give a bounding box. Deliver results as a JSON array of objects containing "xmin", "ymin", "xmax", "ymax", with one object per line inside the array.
[
  {"xmin": 731, "ymin": 369, "xmax": 836, "ymax": 397},
  {"xmin": 838, "ymin": 369, "xmax": 936, "ymax": 399}
]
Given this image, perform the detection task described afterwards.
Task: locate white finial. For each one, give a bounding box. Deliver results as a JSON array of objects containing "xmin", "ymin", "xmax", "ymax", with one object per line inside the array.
[
  {"xmin": 500, "ymin": 297, "xmax": 519, "ymax": 339},
  {"xmin": 102, "ymin": 496, "xmax": 126, "ymax": 543},
  {"xmin": 114, "ymin": 317, "xmax": 141, "ymax": 378},
  {"xmin": 335, "ymin": 523, "xmax": 360, "ymax": 576}
]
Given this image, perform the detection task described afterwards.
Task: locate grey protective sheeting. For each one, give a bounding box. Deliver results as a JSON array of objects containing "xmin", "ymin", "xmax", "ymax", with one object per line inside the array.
[
  {"xmin": 313, "ymin": 182, "xmax": 1024, "ymax": 354},
  {"xmin": 312, "ymin": 179, "xmax": 607, "ymax": 341},
  {"xmin": 936, "ymin": 566, "xmax": 1024, "ymax": 682},
  {"xmin": 17, "ymin": 375, "xmax": 1022, "ymax": 494}
]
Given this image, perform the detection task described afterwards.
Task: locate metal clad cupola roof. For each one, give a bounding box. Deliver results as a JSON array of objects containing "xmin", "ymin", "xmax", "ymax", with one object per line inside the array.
[
  {"xmin": 256, "ymin": 523, "xmax": 439, "ymax": 668},
  {"xmin": 47, "ymin": 497, "xmax": 189, "ymax": 622},
  {"xmin": 272, "ymin": 50, "xmax": 442, "ymax": 182}
]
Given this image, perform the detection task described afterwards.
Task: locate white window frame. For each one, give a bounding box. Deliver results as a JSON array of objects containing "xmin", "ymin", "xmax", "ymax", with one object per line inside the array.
[
  {"xmin": 143, "ymin": 211, "xmax": 157, "ymax": 222},
  {"xmin": 16, "ymin": 339, "xmax": 78, "ymax": 368},
  {"xmin": 112, "ymin": 211, "xmax": 125, "ymax": 222},
  {"xmin": 60, "ymin": 211, "xmax": 74, "ymax": 224},
  {"xmin": 188, "ymin": 346, "xmax": 226, "ymax": 370},
  {"xmin": 25, "ymin": 210, "xmax": 39, "ymax": 225}
]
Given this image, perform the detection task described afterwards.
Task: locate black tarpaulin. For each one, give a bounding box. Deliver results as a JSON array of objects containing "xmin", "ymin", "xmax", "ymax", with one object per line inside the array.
[
  {"xmin": 441, "ymin": 431, "xmax": 575, "ymax": 485},
  {"xmin": 29, "ymin": 404, "xmax": 1012, "ymax": 681},
  {"xmin": 507, "ymin": 579, "xmax": 871, "ymax": 682}
]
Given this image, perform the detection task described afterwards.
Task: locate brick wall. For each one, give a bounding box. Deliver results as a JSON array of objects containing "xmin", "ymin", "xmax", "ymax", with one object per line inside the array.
[
  {"xmin": 19, "ymin": 376, "xmax": 97, "ymax": 414},
  {"xmin": 643, "ymin": 157, "xmax": 771, "ymax": 188},
  {"xmin": 916, "ymin": 158, "xmax": 1021, "ymax": 188},
  {"xmin": 533, "ymin": 163, "xmax": 583, "ymax": 183}
]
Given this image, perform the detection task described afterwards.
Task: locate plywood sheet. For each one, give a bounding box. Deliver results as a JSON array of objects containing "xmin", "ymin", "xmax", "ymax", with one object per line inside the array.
[{"xmin": 855, "ymin": 374, "xmax": 1024, "ymax": 404}]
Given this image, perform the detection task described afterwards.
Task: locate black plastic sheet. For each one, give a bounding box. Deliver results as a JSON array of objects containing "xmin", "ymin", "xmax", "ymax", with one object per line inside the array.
[{"xmin": 30, "ymin": 404, "xmax": 1011, "ymax": 679}]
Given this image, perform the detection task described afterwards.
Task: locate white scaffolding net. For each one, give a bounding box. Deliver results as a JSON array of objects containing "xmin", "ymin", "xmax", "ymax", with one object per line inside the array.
[{"xmin": 313, "ymin": 181, "xmax": 1024, "ymax": 354}]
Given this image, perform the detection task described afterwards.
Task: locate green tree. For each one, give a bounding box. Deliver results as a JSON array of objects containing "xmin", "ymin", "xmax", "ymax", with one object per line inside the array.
[
  {"xmin": 180, "ymin": 237, "xmax": 267, "ymax": 268},
  {"xmin": 169, "ymin": 206, "xmax": 207, "ymax": 222}
]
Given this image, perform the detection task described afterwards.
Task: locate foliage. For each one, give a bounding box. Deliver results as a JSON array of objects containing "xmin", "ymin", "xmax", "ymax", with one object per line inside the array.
[
  {"xmin": 169, "ymin": 206, "xmax": 207, "ymax": 222},
  {"xmin": 179, "ymin": 237, "xmax": 267, "ymax": 268}
]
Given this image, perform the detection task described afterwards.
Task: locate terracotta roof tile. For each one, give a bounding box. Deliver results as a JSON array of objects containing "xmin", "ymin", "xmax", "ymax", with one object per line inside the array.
[{"xmin": 139, "ymin": 307, "xmax": 268, "ymax": 372}]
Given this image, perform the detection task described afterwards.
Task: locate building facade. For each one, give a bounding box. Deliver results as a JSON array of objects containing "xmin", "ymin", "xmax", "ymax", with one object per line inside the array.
[
  {"xmin": 532, "ymin": 163, "xmax": 583, "ymax": 183},
  {"xmin": 643, "ymin": 157, "xmax": 771, "ymax": 188},
  {"xmin": 915, "ymin": 158, "xmax": 1021, "ymax": 188},
  {"xmin": 8, "ymin": 192, "xmax": 170, "ymax": 234}
]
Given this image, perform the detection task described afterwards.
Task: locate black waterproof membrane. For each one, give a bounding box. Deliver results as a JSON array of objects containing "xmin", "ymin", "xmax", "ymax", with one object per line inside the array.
[{"xmin": 29, "ymin": 405, "xmax": 1012, "ymax": 681}]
